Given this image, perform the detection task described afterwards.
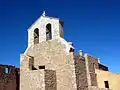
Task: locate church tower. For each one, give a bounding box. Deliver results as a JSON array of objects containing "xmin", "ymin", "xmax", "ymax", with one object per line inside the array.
[
  {"xmin": 20, "ymin": 12, "xmax": 77, "ymax": 90},
  {"xmin": 27, "ymin": 11, "xmax": 64, "ymax": 47}
]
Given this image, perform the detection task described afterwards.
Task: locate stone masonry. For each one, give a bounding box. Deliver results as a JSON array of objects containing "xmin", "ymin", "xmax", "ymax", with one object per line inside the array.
[
  {"xmin": 20, "ymin": 12, "xmax": 113, "ymax": 90},
  {"xmin": 0, "ymin": 64, "xmax": 19, "ymax": 90}
]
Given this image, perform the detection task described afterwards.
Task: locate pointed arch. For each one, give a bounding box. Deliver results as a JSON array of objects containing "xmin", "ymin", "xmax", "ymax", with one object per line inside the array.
[
  {"xmin": 34, "ymin": 28, "xmax": 39, "ymax": 44},
  {"xmin": 46, "ymin": 23, "xmax": 52, "ymax": 41}
]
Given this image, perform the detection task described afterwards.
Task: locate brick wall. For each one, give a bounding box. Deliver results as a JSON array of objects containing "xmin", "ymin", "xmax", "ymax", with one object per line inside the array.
[
  {"xmin": 0, "ymin": 64, "xmax": 19, "ymax": 90},
  {"xmin": 88, "ymin": 86, "xmax": 111, "ymax": 90},
  {"xmin": 45, "ymin": 70, "xmax": 57, "ymax": 90},
  {"xmin": 85, "ymin": 54, "xmax": 99, "ymax": 86},
  {"xmin": 74, "ymin": 55, "xmax": 88, "ymax": 90}
]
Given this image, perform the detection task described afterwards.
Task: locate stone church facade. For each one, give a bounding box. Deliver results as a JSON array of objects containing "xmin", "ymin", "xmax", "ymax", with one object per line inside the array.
[{"xmin": 20, "ymin": 12, "xmax": 120, "ymax": 90}]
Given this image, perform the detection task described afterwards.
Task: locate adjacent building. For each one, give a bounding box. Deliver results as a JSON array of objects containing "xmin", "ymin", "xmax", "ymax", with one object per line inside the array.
[{"xmin": 0, "ymin": 64, "xmax": 19, "ymax": 90}]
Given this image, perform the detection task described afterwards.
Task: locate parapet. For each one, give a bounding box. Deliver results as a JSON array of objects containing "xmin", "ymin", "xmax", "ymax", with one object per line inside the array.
[{"xmin": 0, "ymin": 64, "xmax": 19, "ymax": 74}]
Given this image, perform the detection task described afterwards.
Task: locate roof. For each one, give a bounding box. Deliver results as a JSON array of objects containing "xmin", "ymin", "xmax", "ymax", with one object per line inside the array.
[{"xmin": 28, "ymin": 15, "xmax": 60, "ymax": 31}]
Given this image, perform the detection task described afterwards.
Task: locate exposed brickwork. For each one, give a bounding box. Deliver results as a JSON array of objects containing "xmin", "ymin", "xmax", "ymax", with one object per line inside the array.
[
  {"xmin": 74, "ymin": 55, "xmax": 88, "ymax": 90},
  {"xmin": 88, "ymin": 86, "xmax": 111, "ymax": 90},
  {"xmin": 0, "ymin": 64, "xmax": 19, "ymax": 90},
  {"xmin": 45, "ymin": 70, "xmax": 57, "ymax": 90},
  {"xmin": 86, "ymin": 54, "xmax": 99, "ymax": 86}
]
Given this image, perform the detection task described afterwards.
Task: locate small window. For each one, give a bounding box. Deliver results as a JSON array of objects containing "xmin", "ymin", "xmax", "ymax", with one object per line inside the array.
[
  {"xmin": 32, "ymin": 65, "xmax": 37, "ymax": 70},
  {"xmin": 46, "ymin": 24, "xmax": 52, "ymax": 40},
  {"xmin": 39, "ymin": 66, "xmax": 45, "ymax": 69},
  {"xmin": 5, "ymin": 67, "xmax": 9, "ymax": 73},
  {"xmin": 69, "ymin": 48, "xmax": 74, "ymax": 52},
  {"xmin": 104, "ymin": 81, "xmax": 109, "ymax": 88},
  {"xmin": 34, "ymin": 28, "xmax": 39, "ymax": 44}
]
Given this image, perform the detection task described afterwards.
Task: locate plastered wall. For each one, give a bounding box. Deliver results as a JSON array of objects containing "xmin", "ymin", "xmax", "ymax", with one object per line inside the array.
[{"xmin": 96, "ymin": 69, "xmax": 120, "ymax": 90}]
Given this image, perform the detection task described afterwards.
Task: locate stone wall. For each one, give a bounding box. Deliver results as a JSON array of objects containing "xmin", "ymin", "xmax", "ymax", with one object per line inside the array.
[
  {"xmin": 74, "ymin": 55, "xmax": 88, "ymax": 90},
  {"xmin": 0, "ymin": 64, "xmax": 19, "ymax": 90},
  {"xmin": 45, "ymin": 70, "xmax": 57, "ymax": 90},
  {"xmin": 20, "ymin": 69, "xmax": 57, "ymax": 90},
  {"xmin": 88, "ymin": 86, "xmax": 111, "ymax": 90},
  {"xmin": 20, "ymin": 70, "xmax": 45, "ymax": 90},
  {"xmin": 21, "ymin": 39, "xmax": 77, "ymax": 90},
  {"xmin": 59, "ymin": 20, "xmax": 64, "ymax": 38},
  {"xmin": 85, "ymin": 54, "xmax": 98, "ymax": 86}
]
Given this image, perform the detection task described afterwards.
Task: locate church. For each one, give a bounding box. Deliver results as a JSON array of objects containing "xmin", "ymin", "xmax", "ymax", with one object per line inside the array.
[{"xmin": 20, "ymin": 12, "xmax": 120, "ymax": 90}]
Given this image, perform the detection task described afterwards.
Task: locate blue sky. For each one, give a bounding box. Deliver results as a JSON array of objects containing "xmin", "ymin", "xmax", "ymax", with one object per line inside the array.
[{"xmin": 0, "ymin": 0, "xmax": 120, "ymax": 73}]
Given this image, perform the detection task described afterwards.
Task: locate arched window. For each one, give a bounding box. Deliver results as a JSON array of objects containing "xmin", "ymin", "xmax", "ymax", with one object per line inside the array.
[
  {"xmin": 34, "ymin": 28, "xmax": 39, "ymax": 44},
  {"xmin": 46, "ymin": 24, "xmax": 52, "ymax": 41}
]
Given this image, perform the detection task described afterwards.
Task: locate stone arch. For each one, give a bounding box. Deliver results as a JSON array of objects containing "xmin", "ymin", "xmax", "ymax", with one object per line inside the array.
[
  {"xmin": 34, "ymin": 28, "xmax": 39, "ymax": 44},
  {"xmin": 46, "ymin": 23, "xmax": 52, "ymax": 40}
]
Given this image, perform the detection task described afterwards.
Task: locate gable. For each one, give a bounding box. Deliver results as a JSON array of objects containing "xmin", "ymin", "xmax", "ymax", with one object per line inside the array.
[{"xmin": 24, "ymin": 37, "xmax": 74, "ymax": 57}]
